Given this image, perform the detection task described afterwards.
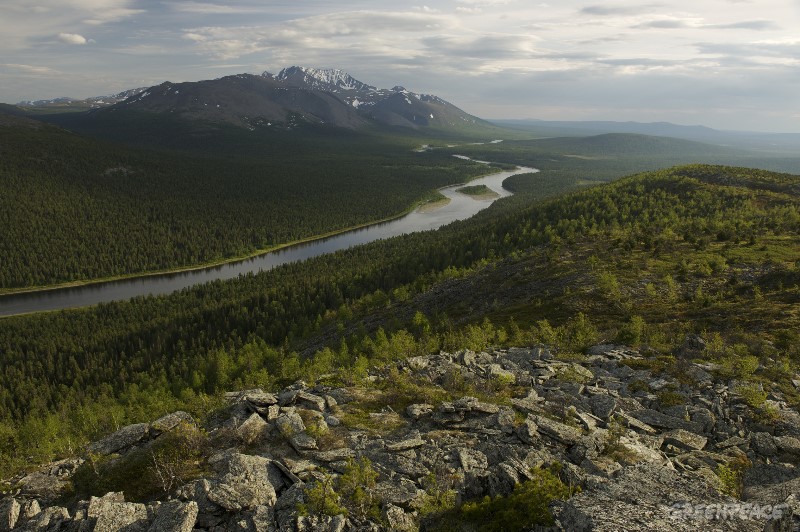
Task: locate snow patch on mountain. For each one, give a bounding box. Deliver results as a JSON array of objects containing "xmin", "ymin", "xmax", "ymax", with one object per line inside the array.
[{"xmin": 266, "ymin": 66, "xmax": 376, "ymax": 93}]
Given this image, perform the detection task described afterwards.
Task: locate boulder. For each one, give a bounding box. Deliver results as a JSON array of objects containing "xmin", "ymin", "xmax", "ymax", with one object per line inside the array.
[
  {"xmin": 382, "ymin": 504, "xmax": 417, "ymax": 532},
  {"xmin": 406, "ymin": 404, "xmax": 434, "ymax": 420},
  {"xmin": 88, "ymin": 423, "xmax": 151, "ymax": 455},
  {"xmin": 629, "ymin": 409, "xmax": 704, "ymax": 433},
  {"xmin": 236, "ymin": 412, "xmax": 268, "ymax": 445},
  {"xmin": 555, "ymin": 463, "xmax": 763, "ymax": 531},
  {"xmin": 147, "ymin": 501, "xmax": 198, "ymax": 532},
  {"xmin": 150, "ymin": 411, "xmax": 194, "ymax": 433},
  {"xmin": 532, "ymin": 415, "xmax": 583, "ymax": 446},
  {"xmin": 207, "ymin": 451, "xmax": 278, "ymax": 511},
  {"xmin": 589, "ymin": 394, "xmax": 617, "ymax": 420},
  {"xmin": 751, "ymin": 432, "xmax": 778, "ymax": 458},
  {"xmin": 662, "ymin": 429, "xmax": 708, "ymax": 452},
  {"xmin": 88, "ymin": 492, "xmax": 149, "ymax": 532},
  {"xmin": 0, "ymin": 498, "xmax": 20, "ymax": 532}
]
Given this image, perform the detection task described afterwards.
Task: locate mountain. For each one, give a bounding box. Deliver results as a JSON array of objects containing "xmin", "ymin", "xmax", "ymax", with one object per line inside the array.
[
  {"xmin": 494, "ymin": 118, "xmax": 800, "ymax": 154},
  {"xmin": 16, "ymin": 87, "xmax": 147, "ymax": 111},
  {"xmin": 102, "ymin": 66, "xmax": 491, "ymax": 132}
]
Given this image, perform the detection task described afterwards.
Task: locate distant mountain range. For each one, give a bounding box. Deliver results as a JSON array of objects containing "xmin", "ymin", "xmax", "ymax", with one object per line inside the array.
[
  {"xmin": 494, "ymin": 119, "xmax": 800, "ymax": 154},
  {"xmin": 16, "ymin": 67, "xmax": 489, "ymax": 133},
  {"xmin": 17, "ymin": 87, "xmax": 148, "ymax": 110}
]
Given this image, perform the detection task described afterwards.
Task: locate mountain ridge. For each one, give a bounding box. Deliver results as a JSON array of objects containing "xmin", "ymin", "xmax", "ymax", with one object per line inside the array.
[{"xmin": 23, "ymin": 66, "xmax": 492, "ymax": 133}]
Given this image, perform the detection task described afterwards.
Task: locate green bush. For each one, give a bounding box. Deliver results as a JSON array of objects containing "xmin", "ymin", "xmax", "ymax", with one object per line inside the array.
[
  {"xmin": 71, "ymin": 422, "xmax": 208, "ymax": 502},
  {"xmin": 716, "ymin": 456, "xmax": 751, "ymax": 499},
  {"xmin": 430, "ymin": 464, "xmax": 579, "ymax": 531},
  {"xmin": 299, "ymin": 457, "xmax": 382, "ymax": 520}
]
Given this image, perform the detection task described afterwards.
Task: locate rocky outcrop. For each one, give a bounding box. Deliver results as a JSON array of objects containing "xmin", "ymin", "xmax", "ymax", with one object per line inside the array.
[{"xmin": 2, "ymin": 343, "xmax": 799, "ymax": 531}]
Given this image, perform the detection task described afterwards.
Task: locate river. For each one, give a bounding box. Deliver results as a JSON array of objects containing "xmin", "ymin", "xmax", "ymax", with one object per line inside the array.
[{"xmin": 0, "ymin": 161, "xmax": 537, "ymax": 317}]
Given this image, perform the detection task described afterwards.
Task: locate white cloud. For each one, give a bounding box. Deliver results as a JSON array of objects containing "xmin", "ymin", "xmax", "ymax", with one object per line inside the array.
[
  {"xmin": 58, "ymin": 32, "xmax": 89, "ymax": 44},
  {"xmin": 2, "ymin": 63, "xmax": 61, "ymax": 75}
]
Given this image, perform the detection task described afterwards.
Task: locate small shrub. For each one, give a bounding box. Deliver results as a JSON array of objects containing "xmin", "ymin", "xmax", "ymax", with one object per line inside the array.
[
  {"xmin": 338, "ymin": 457, "xmax": 381, "ymax": 521},
  {"xmin": 71, "ymin": 422, "xmax": 208, "ymax": 501},
  {"xmin": 627, "ymin": 379, "xmax": 650, "ymax": 393},
  {"xmin": 716, "ymin": 456, "xmax": 752, "ymax": 499},
  {"xmin": 735, "ymin": 382, "xmax": 767, "ymax": 408},
  {"xmin": 657, "ymin": 390, "xmax": 686, "ymax": 408},
  {"xmin": 430, "ymin": 464, "xmax": 579, "ymax": 531},
  {"xmin": 299, "ymin": 470, "xmax": 346, "ymax": 517}
]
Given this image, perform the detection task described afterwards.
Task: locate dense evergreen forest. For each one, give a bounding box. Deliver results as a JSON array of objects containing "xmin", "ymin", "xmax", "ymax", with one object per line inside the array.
[
  {"xmin": 0, "ymin": 115, "xmax": 490, "ymax": 290},
  {"xmin": 1, "ymin": 163, "xmax": 798, "ymax": 478}
]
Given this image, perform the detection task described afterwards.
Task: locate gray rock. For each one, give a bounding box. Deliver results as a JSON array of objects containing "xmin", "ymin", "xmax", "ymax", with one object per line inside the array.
[
  {"xmin": 487, "ymin": 364, "xmax": 516, "ymax": 383},
  {"xmin": 555, "ymin": 463, "xmax": 762, "ymax": 531},
  {"xmin": 532, "ymin": 415, "xmax": 583, "ymax": 445},
  {"xmin": 88, "ymin": 423, "xmax": 151, "ymax": 455},
  {"xmin": 294, "ymin": 391, "xmax": 327, "ymax": 412},
  {"xmin": 751, "ymin": 432, "xmax": 778, "ymax": 457},
  {"xmin": 683, "ymin": 365, "xmax": 713, "ymax": 384},
  {"xmin": 662, "ymin": 429, "xmax": 707, "ymax": 451},
  {"xmin": 150, "ymin": 411, "xmax": 194, "ymax": 433},
  {"xmin": 236, "ymin": 412, "xmax": 268, "ymax": 445},
  {"xmin": 297, "ymin": 514, "xmax": 347, "ymax": 532},
  {"xmin": 374, "ymin": 479, "xmax": 424, "ymax": 508},
  {"xmin": 387, "ymin": 438, "xmax": 426, "ymax": 452},
  {"xmin": 0, "ymin": 498, "xmax": 20, "ymax": 532},
  {"xmin": 313, "ymin": 448, "xmax": 356, "ymax": 462},
  {"xmin": 274, "ymin": 483, "xmax": 304, "ymax": 531},
  {"xmin": 20, "ymin": 506, "xmax": 70, "ymax": 531},
  {"xmin": 207, "ymin": 451, "xmax": 278, "ymax": 511},
  {"xmin": 89, "ymin": 493, "xmax": 149, "ymax": 532},
  {"xmin": 775, "ymin": 435, "xmax": 800, "ymax": 458},
  {"xmin": 244, "ymin": 391, "xmax": 279, "ymax": 408},
  {"xmin": 382, "ymin": 504, "xmax": 417, "ymax": 532},
  {"xmin": 516, "ymin": 416, "xmax": 539, "ymax": 445},
  {"xmin": 147, "ymin": 501, "xmax": 198, "ymax": 532},
  {"xmin": 457, "ymin": 448, "xmax": 489, "ymax": 473},
  {"xmin": 589, "ymin": 394, "xmax": 617, "ymax": 420},
  {"xmin": 276, "ymin": 411, "xmax": 317, "ymax": 452},
  {"xmin": 629, "ymin": 409, "xmax": 704, "ymax": 433},
  {"xmin": 406, "ymin": 404, "xmax": 434, "ymax": 420}
]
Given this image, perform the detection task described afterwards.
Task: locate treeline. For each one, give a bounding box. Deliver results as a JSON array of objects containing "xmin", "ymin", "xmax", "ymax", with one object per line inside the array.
[
  {"xmin": 0, "ymin": 165, "xmax": 797, "ymax": 476},
  {"xmin": 0, "ymin": 120, "xmax": 488, "ymax": 289}
]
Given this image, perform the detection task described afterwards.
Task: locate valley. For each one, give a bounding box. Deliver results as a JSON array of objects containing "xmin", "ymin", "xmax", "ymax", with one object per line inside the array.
[{"xmin": 0, "ymin": 66, "xmax": 799, "ymax": 531}]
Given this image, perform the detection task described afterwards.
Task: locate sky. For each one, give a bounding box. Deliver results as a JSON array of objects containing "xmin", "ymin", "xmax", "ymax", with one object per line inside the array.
[{"xmin": 1, "ymin": 0, "xmax": 798, "ymax": 132}]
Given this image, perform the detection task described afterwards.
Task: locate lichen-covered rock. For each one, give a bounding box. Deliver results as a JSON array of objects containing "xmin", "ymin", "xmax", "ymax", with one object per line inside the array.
[
  {"xmin": 207, "ymin": 451, "xmax": 278, "ymax": 511},
  {"xmin": 84, "ymin": 492, "xmax": 149, "ymax": 532},
  {"xmin": 662, "ymin": 429, "xmax": 708, "ymax": 451},
  {"xmin": 0, "ymin": 498, "xmax": 20, "ymax": 532},
  {"xmin": 236, "ymin": 412, "xmax": 269, "ymax": 445},
  {"xmin": 147, "ymin": 500, "xmax": 198, "ymax": 532},
  {"xmin": 88, "ymin": 423, "xmax": 151, "ymax": 455},
  {"xmin": 151, "ymin": 411, "xmax": 194, "ymax": 433},
  {"xmin": 554, "ymin": 463, "xmax": 763, "ymax": 531}
]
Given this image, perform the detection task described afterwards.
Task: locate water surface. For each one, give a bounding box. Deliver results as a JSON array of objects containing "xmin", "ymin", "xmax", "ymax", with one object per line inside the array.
[{"xmin": 0, "ymin": 163, "xmax": 536, "ymax": 316}]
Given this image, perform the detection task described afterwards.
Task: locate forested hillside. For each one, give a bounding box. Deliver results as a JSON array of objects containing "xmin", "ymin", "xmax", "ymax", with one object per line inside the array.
[
  {"xmin": 1, "ymin": 164, "xmax": 797, "ymax": 478},
  {"xmin": 0, "ymin": 115, "xmax": 489, "ymax": 290}
]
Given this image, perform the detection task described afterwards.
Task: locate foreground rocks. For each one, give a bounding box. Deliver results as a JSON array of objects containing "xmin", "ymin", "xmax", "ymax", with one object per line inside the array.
[{"xmin": 2, "ymin": 343, "xmax": 799, "ymax": 530}]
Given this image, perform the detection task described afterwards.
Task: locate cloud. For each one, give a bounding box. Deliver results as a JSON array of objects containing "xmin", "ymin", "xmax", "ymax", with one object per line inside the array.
[
  {"xmin": 708, "ymin": 20, "xmax": 778, "ymax": 30},
  {"xmin": 170, "ymin": 2, "xmax": 264, "ymax": 15},
  {"xmin": 634, "ymin": 19, "xmax": 691, "ymax": 29},
  {"xmin": 2, "ymin": 63, "xmax": 61, "ymax": 75},
  {"xmin": 581, "ymin": 5, "xmax": 660, "ymax": 16},
  {"xmin": 58, "ymin": 32, "xmax": 89, "ymax": 44}
]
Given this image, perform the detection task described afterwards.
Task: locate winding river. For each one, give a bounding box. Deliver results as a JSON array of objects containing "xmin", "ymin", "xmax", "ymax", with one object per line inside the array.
[{"xmin": 0, "ymin": 161, "xmax": 537, "ymax": 317}]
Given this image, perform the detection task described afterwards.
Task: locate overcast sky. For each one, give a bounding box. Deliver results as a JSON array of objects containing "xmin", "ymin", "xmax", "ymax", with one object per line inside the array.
[{"xmin": 1, "ymin": 0, "xmax": 798, "ymax": 132}]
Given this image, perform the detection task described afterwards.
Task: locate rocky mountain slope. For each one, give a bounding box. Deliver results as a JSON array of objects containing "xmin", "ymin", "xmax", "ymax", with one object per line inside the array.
[
  {"xmin": 3, "ymin": 340, "xmax": 799, "ymax": 531},
  {"xmin": 100, "ymin": 66, "xmax": 490, "ymax": 132},
  {"xmin": 16, "ymin": 88, "xmax": 148, "ymax": 111}
]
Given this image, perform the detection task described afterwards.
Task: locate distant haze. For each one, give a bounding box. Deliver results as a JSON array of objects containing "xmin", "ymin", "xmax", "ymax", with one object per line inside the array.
[{"xmin": 1, "ymin": 0, "xmax": 798, "ymax": 132}]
